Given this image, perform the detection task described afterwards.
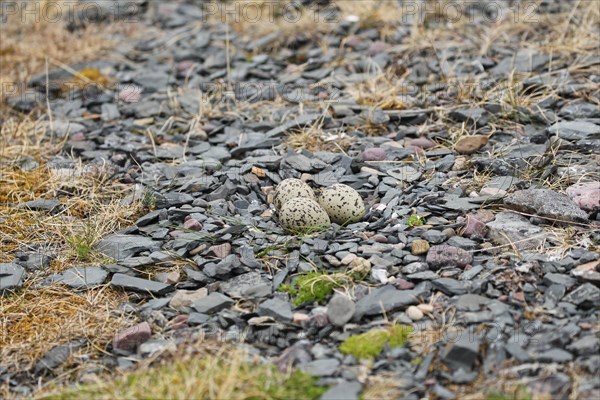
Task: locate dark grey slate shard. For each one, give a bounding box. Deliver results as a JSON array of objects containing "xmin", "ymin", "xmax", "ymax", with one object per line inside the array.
[
  {"xmin": 57, "ymin": 266, "xmax": 109, "ymax": 289},
  {"xmin": 353, "ymin": 285, "xmax": 417, "ymax": 320},
  {"xmin": 34, "ymin": 339, "xmax": 86, "ymax": 375},
  {"xmin": 0, "ymin": 263, "xmax": 26, "ymax": 293},
  {"xmin": 319, "ymin": 380, "xmax": 363, "ymax": 400},
  {"xmin": 18, "ymin": 199, "xmax": 62, "ymax": 213},
  {"xmin": 442, "ymin": 334, "xmax": 480, "ymax": 371},
  {"xmin": 192, "ymin": 292, "xmax": 233, "ymax": 314},
  {"xmin": 220, "ymin": 271, "xmax": 271, "ymax": 299},
  {"xmin": 94, "ymin": 234, "xmax": 160, "ymax": 261},
  {"xmin": 563, "ymin": 283, "xmax": 600, "ymax": 308},
  {"xmin": 257, "ymin": 297, "xmax": 293, "ymax": 322},
  {"xmin": 504, "ymin": 189, "xmax": 589, "ymax": 223},
  {"xmin": 111, "ymin": 273, "xmax": 173, "ymax": 295}
]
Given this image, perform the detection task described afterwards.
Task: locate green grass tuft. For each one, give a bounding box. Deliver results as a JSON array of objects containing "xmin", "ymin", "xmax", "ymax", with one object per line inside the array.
[
  {"xmin": 279, "ymin": 271, "xmax": 341, "ymax": 306},
  {"xmin": 339, "ymin": 324, "xmax": 413, "ymax": 360}
]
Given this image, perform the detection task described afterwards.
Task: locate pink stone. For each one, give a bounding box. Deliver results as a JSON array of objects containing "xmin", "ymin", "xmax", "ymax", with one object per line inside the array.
[
  {"xmin": 170, "ymin": 315, "xmax": 188, "ymax": 330},
  {"xmin": 293, "ymin": 313, "xmax": 309, "ymax": 325},
  {"xmin": 176, "ymin": 60, "xmax": 195, "ymax": 73},
  {"xmin": 118, "ymin": 86, "xmax": 142, "ymax": 103},
  {"xmin": 345, "ymin": 35, "xmax": 362, "ymax": 48},
  {"xmin": 462, "ymin": 214, "xmax": 488, "ymax": 239},
  {"xmin": 209, "ymin": 243, "xmax": 231, "ymax": 259},
  {"xmin": 367, "ymin": 41, "xmax": 386, "ymax": 56},
  {"xmin": 406, "ymin": 137, "xmax": 435, "ymax": 149},
  {"xmin": 113, "ymin": 322, "xmax": 151, "ymax": 351},
  {"xmin": 70, "ymin": 132, "xmax": 85, "ymax": 142},
  {"xmin": 361, "ymin": 147, "xmax": 387, "ymax": 161},
  {"xmin": 394, "ymin": 278, "xmax": 415, "ymax": 290},
  {"xmin": 479, "ymin": 187, "xmax": 507, "ymax": 196},
  {"xmin": 426, "ymin": 245, "xmax": 473, "ymax": 269},
  {"xmin": 183, "ymin": 218, "xmax": 202, "ymax": 231},
  {"xmin": 566, "ymin": 182, "xmax": 600, "ymax": 212}
]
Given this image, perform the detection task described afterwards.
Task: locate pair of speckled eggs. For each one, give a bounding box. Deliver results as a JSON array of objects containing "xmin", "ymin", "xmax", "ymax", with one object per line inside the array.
[{"xmin": 272, "ymin": 178, "xmax": 365, "ymax": 233}]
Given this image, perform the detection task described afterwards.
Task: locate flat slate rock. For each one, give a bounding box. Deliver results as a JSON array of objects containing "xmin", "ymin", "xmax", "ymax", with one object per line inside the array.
[
  {"xmin": 0, "ymin": 263, "xmax": 26, "ymax": 293},
  {"xmin": 192, "ymin": 292, "xmax": 233, "ymax": 314},
  {"xmin": 111, "ymin": 273, "xmax": 173, "ymax": 295},
  {"xmin": 353, "ymin": 285, "xmax": 418, "ymax": 320},
  {"xmin": 57, "ymin": 266, "xmax": 109, "ymax": 289},
  {"xmin": 505, "ymin": 189, "xmax": 589, "ymax": 223},
  {"xmin": 486, "ymin": 212, "xmax": 545, "ymax": 250},
  {"xmin": 94, "ymin": 234, "xmax": 161, "ymax": 261}
]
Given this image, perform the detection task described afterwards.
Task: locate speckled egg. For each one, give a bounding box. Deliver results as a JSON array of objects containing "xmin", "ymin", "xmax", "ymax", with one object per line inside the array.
[
  {"xmin": 316, "ymin": 184, "xmax": 365, "ymax": 225},
  {"xmin": 272, "ymin": 178, "xmax": 316, "ymax": 210},
  {"xmin": 279, "ymin": 197, "xmax": 331, "ymax": 233}
]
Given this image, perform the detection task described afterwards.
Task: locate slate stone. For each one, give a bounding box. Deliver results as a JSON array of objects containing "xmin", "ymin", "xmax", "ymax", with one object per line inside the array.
[
  {"xmin": 442, "ymin": 334, "xmax": 480, "ymax": 371},
  {"xmin": 192, "ymin": 292, "xmax": 233, "ymax": 314},
  {"xmin": 319, "ymin": 380, "xmax": 362, "ymax": 400},
  {"xmin": 111, "ymin": 273, "xmax": 173, "ymax": 295},
  {"xmin": 454, "ymin": 294, "xmax": 490, "ymax": 311},
  {"xmin": 449, "ymin": 107, "xmax": 490, "ymax": 127},
  {"xmin": 34, "ymin": 339, "xmax": 86, "ymax": 375},
  {"xmin": 563, "ymin": 283, "xmax": 600, "ymax": 308},
  {"xmin": 353, "ymin": 285, "xmax": 417, "ymax": 320},
  {"xmin": 505, "ymin": 189, "xmax": 589, "ymax": 223},
  {"xmin": 257, "ymin": 297, "xmax": 293, "ymax": 322},
  {"xmin": 57, "ymin": 266, "xmax": 109, "ymax": 289},
  {"xmin": 326, "ymin": 294, "xmax": 355, "ymax": 327},
  {"xmin": 531, "ymin": 348, "xmax": 573, "ymax": 363},
  {"xmin": 568, "ymin": 335, "xmax": 599, "ymax": 355},
  {"xmin": 432, "ymin": 278, "xmax": 470, "ymax": 295},
  {"xmin": 220, "ymin": 271, "xmax": 271, "ymax": 299},
  {"xmin": 95, "ymin": 234, "xmax": 160, "ymax": 261},
  {"xmin": 0, "ymin": 263, "xmax": 26, "ymax": 293},
  {"xmin": 300, "ymin": 358, "xmax": 340, "ymax": 377},
  {"xmin": 547, "ymin": 121, "xmax": 600, "ymax": 142},
  {"xmin": 543, "ymin": 273, "xmax": 576, "ymax": 289},
  {"xmin": 18, "ymin": 199, "xmax": 62, "ymax": 213},
  {"xmin": 486, "ymin": 212, "xmax": 545, "ymax": 250}
]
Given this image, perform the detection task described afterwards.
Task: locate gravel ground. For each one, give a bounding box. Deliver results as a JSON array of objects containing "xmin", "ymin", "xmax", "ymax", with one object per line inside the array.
[{"xmin": 1, "ymin": 1, "xmax": 599, "ymax": 399}]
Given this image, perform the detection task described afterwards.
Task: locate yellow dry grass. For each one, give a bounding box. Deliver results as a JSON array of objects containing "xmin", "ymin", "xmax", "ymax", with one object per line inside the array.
[
  {"xmin": 0, "ymin": 0, "xmax": 138, "ymax": 97},
  {"xmin": 0, "ymin": 285, "xmax": 134, "ymax": 379}
]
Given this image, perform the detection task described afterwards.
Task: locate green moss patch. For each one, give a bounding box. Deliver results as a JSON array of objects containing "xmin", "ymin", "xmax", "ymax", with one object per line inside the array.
[
  {"xmin": 339, "ymin": 324, "xmax": 413, "ymax": 360},
  {"xmin": 279, "ymin": 271, "xmax": 342, "ymax": 306}
]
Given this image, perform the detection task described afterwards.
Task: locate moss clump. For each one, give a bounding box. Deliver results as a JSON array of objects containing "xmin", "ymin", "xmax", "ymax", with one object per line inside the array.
[
  {"xmin": 407, "ymin": 214, "xmax": 425, "ymax": 227},
  {"xmin": 486, "ymin": 386, "xmax": 532, "ymax": 400},
  {"xmin": 280, "ymin": 271, "xmax": 342, "ymax": 306},
  {"xmin": 339, "ymin": 324, "xmax": 413, "ymax": 360}
]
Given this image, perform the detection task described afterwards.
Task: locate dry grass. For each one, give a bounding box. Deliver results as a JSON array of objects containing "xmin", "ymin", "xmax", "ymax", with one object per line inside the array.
[
  {"xmin": 37, "ymin": 342, "xmax": 327, "ymax": 400},
  {"xmin": 0, "ymin": 285, "xmax": 134, "ymax": 377},
  {"xmin": 0, "ymin": 0, "xmax": 138, "ymax": 98}
]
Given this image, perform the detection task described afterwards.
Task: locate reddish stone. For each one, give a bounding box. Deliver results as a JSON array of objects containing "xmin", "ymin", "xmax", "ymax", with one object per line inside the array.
[
  {"xmin": 394, "ymin": 278, "xmax": 415, "ymax": 290},
  {"xmin": 367, "ymin": 41, "xmax": 386, "ymax": 56},
  {"xmin": 406, "ymin": 137, "xmax": 435, "ymax": 149},
  {"xmin": 361, "ymin": 147, "xmax": 387, "ymax": 161},
  {"xmin": 183, "ymin": 218, "xmax": 202, "ymax": 231},
  {"xmin": 118, "ymin": 86, "xmax": 142, "ymax": 103},
  {"xmin": 426, "ymin": 245, "xmax": 473, "ymax": 269},
  {"xmin": 462, "ymin": 214, "xmax": 488, "ymax": 239},
  {"xmin": 209, "ymin": 243, "xmax": 231, "ymax": 259},
  {"xmin": 566, "ymin": 182, "xmax": 599, "ymax": 212},
  {"xmin": 70, "ymin": 132, "xmax": 86, "ymax": 142},
  {"xmin": 113, "ymin": 322, "xmax": 151, "ymax": 351},
  {"xmin": 512, "ymin": 292, "xmax": 525, "ymax": 302},
  {"xmin": 170, "ymin": 315, "xmax": 188, "ymax": 330}
]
